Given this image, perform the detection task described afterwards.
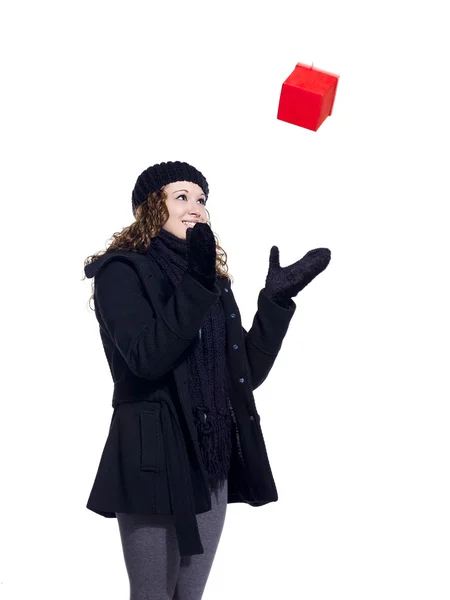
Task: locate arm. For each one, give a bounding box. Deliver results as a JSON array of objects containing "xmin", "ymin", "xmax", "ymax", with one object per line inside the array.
[
  {"xmin": 244, "ymin": 287, "xmax": 296, "ymax": 391},
  {"xmin": 245, "ymin": 242, "xmax": 330, "ymax": 389},
  {"xmin": 94, "ymin": 259, "xmax": 221, "ymax": 380}
]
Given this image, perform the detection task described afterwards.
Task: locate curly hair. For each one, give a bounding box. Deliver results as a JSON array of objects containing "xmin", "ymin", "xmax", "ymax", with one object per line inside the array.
[{"xmin": 82, "ymin": 187, "xmax": 233, "ymax": 311}]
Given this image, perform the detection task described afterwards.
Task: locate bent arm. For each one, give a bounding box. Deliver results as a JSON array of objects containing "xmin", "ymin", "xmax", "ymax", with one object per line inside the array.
[
  {"xmin": 244, "ymin": 288, "xmax": 296, "ymax": 390},
  {"xmin": 94, "ymin": 259, "xmax": 220, "ymax": 380}
]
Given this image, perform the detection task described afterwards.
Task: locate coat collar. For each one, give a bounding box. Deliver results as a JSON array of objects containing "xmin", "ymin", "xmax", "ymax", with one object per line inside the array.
[
  {"xmin": 84, "ymin": 249, "xmax": 231, "ymax": 294},
  {"xmin": 84, "ymin": 250, "xmax": 146, "ymax": 279}
]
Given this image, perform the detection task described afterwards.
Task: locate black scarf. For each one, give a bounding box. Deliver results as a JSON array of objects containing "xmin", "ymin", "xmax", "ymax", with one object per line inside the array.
[{"xmin": 145, "ymin": 227, "xmax": 232, "ymax": 492}]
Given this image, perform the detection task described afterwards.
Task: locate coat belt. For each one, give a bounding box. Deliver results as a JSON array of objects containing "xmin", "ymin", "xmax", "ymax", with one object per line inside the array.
[
  {"xmin": 160, "ymin": 400, "xmax": 204, "ymax": 556},
  {"xmin": 112, "ymin": 380, "xmax": 205, "ymax": 557}
]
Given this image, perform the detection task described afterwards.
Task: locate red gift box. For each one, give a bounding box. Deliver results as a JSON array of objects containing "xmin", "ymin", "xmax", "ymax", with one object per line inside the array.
[{"xmin": 277, "ymin": 62, "xmax": 339, "ymax": 131}]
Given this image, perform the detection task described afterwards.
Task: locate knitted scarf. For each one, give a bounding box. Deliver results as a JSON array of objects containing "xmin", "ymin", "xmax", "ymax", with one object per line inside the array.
[{"xmin": 145, "ymin": 227, "xmax": 232, "ymax": 492}]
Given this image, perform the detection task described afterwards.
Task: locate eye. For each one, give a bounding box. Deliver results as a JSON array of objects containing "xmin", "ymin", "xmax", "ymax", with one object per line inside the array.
[{"xmin": 177, "ymin": 194, "xmax": 206, "ymax": 205}]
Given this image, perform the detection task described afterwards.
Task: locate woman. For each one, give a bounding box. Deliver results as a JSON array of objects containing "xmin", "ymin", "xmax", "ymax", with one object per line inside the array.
[{"xmin": 83, "ymin": 160, "xmax": 331, "ymax": 600}]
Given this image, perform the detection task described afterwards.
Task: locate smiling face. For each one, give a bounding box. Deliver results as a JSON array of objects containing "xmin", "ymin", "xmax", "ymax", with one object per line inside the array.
[{"xmin": 162, "ymin": 181, "xmax": 208, "ymax": 239}]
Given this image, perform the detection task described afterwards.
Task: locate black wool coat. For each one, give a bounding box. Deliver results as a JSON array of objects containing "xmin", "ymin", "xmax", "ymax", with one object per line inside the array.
[{"xmin": 84, "ymin": 250, "xmax": 296, "ymax": 556}]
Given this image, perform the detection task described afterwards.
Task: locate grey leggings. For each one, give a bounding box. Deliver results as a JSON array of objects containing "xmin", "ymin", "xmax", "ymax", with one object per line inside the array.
[{"xmin": 116, "ymin": 480, "xmax": 228, "ymax": 600}]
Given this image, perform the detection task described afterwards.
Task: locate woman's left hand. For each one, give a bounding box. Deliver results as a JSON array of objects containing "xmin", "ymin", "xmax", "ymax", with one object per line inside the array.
[{"xmin": 264, "ymin": 246, "xmax": 331, "ymax": 305}]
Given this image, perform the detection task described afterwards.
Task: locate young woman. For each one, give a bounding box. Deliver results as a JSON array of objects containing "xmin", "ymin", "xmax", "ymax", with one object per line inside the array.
[{"xmin": 83, "ymin": 160, "xmax": 331, "ymax": 600}]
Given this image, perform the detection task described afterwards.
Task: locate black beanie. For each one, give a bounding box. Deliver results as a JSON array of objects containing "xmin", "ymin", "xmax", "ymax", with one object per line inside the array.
[{"xmin": 131, "ymin": 161, "xmax": 209, "ymax": 216}]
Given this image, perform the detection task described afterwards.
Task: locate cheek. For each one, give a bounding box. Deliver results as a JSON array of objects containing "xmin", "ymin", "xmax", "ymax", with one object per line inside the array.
[{"xmin": 168, "ymin": 205, "xmax": 183, "ymax": 218}]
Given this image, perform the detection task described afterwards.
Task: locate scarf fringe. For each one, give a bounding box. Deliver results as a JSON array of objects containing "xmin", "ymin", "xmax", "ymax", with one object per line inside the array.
[{"xmin": 194, "ymin": 411, "xmax": 233, "ymax": 491}]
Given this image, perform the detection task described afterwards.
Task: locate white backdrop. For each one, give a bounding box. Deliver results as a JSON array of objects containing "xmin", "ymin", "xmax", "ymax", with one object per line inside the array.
[{"xmin": 1, "ymin": 1, "xmax": 449, "ymax": 599}]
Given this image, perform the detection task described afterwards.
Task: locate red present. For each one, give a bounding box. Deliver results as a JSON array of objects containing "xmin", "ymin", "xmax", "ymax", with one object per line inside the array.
[{"xmin": 277, "ymin": 62, "xmax": 339, "ymax": 131}]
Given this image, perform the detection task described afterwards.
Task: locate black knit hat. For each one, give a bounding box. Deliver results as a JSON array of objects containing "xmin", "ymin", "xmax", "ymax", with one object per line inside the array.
[{"xmin": 131, "ymin": 160, "xmax": 209, "ymax": 216}]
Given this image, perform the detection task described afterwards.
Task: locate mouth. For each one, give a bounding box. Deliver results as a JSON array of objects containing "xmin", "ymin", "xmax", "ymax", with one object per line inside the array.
[{"xmin": 182, "ymin": 221, "xmax": 198, "ymax": 228}]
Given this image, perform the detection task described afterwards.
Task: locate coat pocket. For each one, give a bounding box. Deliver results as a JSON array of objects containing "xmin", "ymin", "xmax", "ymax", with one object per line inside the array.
[{"xmin": 138, "ymin": 404, "xmax": 162, "ymax": 472}]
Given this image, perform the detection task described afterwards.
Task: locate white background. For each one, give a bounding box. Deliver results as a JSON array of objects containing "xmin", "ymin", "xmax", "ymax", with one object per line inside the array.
[{"xmin": 1, "ymin": 1, "xmax": 449, "ymax": 599}]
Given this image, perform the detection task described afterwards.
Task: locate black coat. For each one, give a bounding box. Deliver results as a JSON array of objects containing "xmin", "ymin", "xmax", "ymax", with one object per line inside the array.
[{"xmin": 84, "ymin": 250, "xmax": 296, "ymax": 556}]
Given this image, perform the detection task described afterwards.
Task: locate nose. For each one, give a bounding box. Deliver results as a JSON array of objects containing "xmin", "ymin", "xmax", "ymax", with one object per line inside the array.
[{"xmin": 188, "ymin": 205, "xmax": 201, "ymax": 219}]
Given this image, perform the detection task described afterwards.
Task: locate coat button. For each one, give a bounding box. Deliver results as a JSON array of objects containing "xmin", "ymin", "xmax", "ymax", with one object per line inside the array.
[
  {"xmin": 224, "ymin": 288, "xmax": 228, "ymax": 292},
  {"xmin": 233, "ymin": 344, "xmax": 238, "ymax": 349},
  {"xmin": 239, "ymin": 377, "xmax": 244, "ymax": 383},
  {"xmin": 231, "ymin": 313, "xmax": 236, "ymax": 318},
  {"xmin": 250, "ymin": 416, "xmax": 255, "ymax": 421}
]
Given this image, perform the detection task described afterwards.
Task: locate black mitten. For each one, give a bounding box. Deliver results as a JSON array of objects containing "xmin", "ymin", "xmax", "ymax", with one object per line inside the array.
[
  {"xmin": 186, "ymin": 223, "xmax": 217, "ymax": 289},
  {"xmin": 265, "ymin": 246, "xmax": 331, "ymax": 305}
]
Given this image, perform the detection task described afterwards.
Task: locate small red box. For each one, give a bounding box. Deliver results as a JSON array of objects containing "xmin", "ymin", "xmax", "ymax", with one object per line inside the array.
[{"xmin": 277, "ymin": 62, "xmax": 339, "ymax": 131}]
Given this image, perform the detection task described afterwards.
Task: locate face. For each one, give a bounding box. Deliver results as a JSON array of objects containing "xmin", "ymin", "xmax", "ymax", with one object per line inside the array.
[{"xmin": 162, "ymin": 181, "xmax": 208, "ymax": 239}]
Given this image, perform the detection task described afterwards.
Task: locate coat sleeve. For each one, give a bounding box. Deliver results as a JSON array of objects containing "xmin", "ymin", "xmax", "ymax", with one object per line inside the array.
[
  {"xmin": 243, "ymin": 288, "xmax": 296, "ymax": 391},
  {"xmin": 94, "ymin": 259, "xmax": 221, "ymax": 380}
]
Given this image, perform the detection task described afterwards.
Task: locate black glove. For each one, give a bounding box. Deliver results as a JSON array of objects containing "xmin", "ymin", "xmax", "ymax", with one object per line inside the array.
[
  {"xmin": 265, "ymin": 246, "xmax": 331, "ymax": 307},
  {"xmin": 186, "ymin": 223, "xmax": 217, "ymax": 289}
]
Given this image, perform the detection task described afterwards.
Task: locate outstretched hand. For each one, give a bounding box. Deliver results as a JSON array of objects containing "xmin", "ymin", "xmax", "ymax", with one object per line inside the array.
[{"xmin": 265, "ymin": 246, "xmax": 331, "ymax": 305}]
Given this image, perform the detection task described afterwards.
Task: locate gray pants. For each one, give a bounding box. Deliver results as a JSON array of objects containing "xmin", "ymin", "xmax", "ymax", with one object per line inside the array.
[{"xmin": 116, "ymin": 480, "xmax": 228, "ymax": 600}]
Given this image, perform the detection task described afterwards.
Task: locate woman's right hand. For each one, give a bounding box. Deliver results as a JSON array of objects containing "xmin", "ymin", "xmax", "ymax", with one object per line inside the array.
[{"xmin": 186, "ymin": 222, "xmax": 217, "ymax": 289}]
